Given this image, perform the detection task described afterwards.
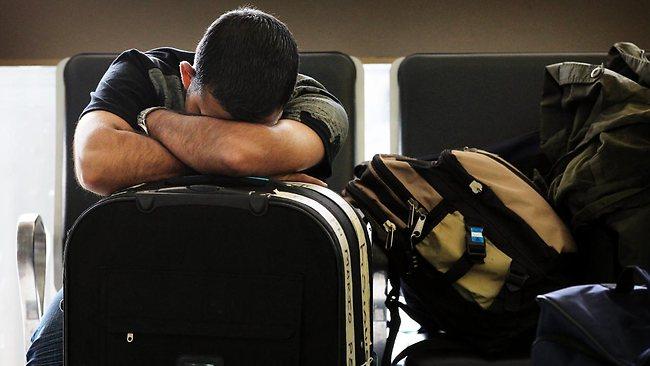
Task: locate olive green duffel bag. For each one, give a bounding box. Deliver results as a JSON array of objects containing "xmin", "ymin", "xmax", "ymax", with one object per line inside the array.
[{"xmin": 541, "ymin": 42, "xmax": 650, "ymax": 282}]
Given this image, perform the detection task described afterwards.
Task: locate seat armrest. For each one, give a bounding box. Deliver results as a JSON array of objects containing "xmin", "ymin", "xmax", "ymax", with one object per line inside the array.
[{"xmin": 16, "ymin": 213, "xmax": 47, "ymax": 350}]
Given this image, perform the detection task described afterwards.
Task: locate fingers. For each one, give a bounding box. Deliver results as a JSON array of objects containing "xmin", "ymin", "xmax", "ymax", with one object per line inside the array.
[
  {"xmin": 296, "ymin": 174, "xmax": 327, "ymax": 187},
  {"xmin": 273, "ymin": 173, "xmax": 328, "ymax": 187}
]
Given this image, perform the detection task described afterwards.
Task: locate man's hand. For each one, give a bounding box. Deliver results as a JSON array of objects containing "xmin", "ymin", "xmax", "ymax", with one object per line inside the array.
[
  {"xmin": 146, "ymin": 109, "xmax": 326, "ymax": 177},
  {"xmin": 272, "ymin": 173, "xmax": 327, "ymax": 187}
]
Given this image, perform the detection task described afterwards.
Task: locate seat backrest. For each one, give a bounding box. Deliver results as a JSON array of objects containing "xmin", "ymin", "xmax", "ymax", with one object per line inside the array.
[
  {"xmin": 58, "ymin": 52, "xmax": 363, "ymax": 239},
  {"xmin": 298, "ymin": 52, "xmax": 364, "ymax": 191},
  {"xmin": 60, "ymin": 54, "xmax": 116, "ymax": 243},
  {"xmin": 391, "ymin": 53, "xmax": 606, "ymax": 157}
]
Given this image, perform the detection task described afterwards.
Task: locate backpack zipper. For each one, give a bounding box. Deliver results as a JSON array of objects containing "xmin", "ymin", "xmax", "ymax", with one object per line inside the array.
[
  {"xmin": 371, "ymin": 155, "xmax": 421, "ymax": 208},
  {"xmin": 362, "ymin": 165, "xmax": 411, "ymax": 221},
  {"xmin": 346, "ymin": 182, "xmax": 401, "ymax": 251},
  {"xmin": 345, "ymin": 182, "xmax": 392, "ymax": 228},
  {"xmin": 371, "ymin": 156, "xmax": 430, "ymax": 239}
]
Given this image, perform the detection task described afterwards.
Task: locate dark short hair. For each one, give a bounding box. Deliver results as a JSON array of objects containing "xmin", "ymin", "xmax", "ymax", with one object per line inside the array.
[{"xmin": 193, "ymin": 7, "xmax": 299, "ymax": 122}]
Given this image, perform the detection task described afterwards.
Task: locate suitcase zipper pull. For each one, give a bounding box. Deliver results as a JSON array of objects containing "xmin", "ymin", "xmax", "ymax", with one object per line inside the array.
[
  {"xmin": 469, "ymin": 180, "xmax": 483, "ymax": 194},
  {"xmin": 383, "ymin": 220, "xmax": 396, "ymax": 250},
  {"xmin": 126, "ymin": 332, "xmax": 134, "ymax": 343}
]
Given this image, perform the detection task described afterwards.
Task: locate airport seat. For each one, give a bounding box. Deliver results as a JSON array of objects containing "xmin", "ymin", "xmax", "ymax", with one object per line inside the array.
[
  {"xmin": 389, "ymin": 53, "xmax": 606, "ymax": 366},
  {"xmin": 390, "ymin": 53, "xmax": 606, "ymax": 156},
  {"xmin": 16, "ymin": 51, "xmax": 364, "ymax": 351}
]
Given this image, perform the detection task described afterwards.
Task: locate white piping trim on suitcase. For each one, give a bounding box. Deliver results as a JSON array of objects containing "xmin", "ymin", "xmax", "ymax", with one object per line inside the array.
[
  {"xmin": 290, "ymin": 183, "xmax": 372, "ymax": 364},
  {"xmin": 272, "ymin": 190, "xmax": 356, "ymax": 366}
]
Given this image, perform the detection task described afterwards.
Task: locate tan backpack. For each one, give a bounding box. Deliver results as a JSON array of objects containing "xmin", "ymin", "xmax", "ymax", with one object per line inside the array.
[{"xmin": 343, "ymin": 149, "xmax": 576, "ymax": 364}]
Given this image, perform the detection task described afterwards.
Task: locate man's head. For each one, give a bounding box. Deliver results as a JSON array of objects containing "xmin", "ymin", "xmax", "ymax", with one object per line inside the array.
[{"xmin": 181, "ymin": 7, "xmax": 299, "ymax": 124}]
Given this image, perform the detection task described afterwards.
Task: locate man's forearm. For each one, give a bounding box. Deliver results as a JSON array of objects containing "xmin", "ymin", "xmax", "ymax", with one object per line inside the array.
[
  {"xmin": 146, "ymin": 109, "xmax": 324, "ymax": 176},
  {"xmin": 75, "ymin": 111, "xmax": 189, "ymax": 195}
]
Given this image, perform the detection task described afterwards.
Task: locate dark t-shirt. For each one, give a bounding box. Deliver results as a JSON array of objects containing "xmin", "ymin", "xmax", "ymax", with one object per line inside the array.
[{"xmin": 81, "ymin": 47, "xmax": 349, "ymax": 179}]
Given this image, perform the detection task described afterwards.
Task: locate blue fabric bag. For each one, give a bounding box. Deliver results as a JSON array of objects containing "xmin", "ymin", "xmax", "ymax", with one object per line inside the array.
[{"xmin": 533, "ymin": 266, "xmax": 650, "ymax": 365}]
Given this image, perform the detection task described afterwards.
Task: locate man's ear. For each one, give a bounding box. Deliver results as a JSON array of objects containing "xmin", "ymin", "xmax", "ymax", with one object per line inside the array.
[{"xmin": 179, "ymin": 61, "xmax": 196, "ymax": 91}]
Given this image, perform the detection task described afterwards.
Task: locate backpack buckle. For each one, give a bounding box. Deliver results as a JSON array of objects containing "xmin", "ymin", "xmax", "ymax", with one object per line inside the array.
[
  {"xmin": 504, "ymin": 265, "xmax": 529, "ymax": 311},
  {"xmin": 466, "ymin": 226, "xmax": 486, "ymax": 263},
  {"xmin": 505, "ymin": 267, "xmax": 529, "ymax": 292}
]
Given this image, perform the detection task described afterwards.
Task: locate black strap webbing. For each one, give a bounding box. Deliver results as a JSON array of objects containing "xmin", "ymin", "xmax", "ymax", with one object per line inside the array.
[
  {"xmin": 440, "ymin": 253, "xmax": 474, "ymax": 284},
  {"xmin": 382, "ymin": 275, "xmax": 402, "ymax": 366}
]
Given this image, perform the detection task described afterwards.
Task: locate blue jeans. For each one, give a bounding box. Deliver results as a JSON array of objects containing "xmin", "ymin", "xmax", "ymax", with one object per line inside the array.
[{"xmin": 26, "ymin": 289, "xmax": 63, "ymax": 366}]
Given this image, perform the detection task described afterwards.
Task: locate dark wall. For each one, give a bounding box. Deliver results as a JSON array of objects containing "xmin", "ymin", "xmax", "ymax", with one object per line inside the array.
[{"xmin": 2, "ymin": 0, "xmax": 649, "ymax": 64}]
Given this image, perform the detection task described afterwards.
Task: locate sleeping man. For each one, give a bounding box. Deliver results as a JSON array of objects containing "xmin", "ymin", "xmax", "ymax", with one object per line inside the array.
[{"xmin": 27, "ymin": 7, "xmax": 348, "ymax": 365}]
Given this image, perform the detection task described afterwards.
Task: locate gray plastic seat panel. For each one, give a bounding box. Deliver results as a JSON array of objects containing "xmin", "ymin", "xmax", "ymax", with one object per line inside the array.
[{"xmin": 397, "ymin": 53, "xmax": 606, "ymax": 157}]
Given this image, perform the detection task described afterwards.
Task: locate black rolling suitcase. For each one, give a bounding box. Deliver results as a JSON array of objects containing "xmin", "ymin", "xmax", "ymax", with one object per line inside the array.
[{"xmin": 64, "ymin": 176, "xmax": 373, "ymax": 366}]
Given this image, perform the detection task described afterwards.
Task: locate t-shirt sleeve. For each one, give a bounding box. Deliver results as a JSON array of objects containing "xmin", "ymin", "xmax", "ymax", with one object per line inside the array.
[
  {"xmin": 281, "ymin": 74, "xmax": 349, "ymax": 180},
  {"xmin": 80, "ymin": 49, "xmax": 159, "ymax": 129}
]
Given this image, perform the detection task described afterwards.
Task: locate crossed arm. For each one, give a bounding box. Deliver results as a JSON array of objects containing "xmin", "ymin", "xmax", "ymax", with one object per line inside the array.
[{"xmin": 74, "ymin": 110, "xmax": 325, "ymax": 196}]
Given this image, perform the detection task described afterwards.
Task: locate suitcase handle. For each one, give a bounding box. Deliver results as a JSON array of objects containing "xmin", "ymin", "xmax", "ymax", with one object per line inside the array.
[
  {"xmin": 615, "ymin": 266, "xmax": 650, "ymax": 293},
  {"xmin": 135, "ymin": 189, "xmax": 271, "ymax": 216},
  {"xmin": 132, "ymin": 175, "xmax": 275, "ymax": 216},
  {"xmin": 136, "ymin": 175, "xmax": 277, "ymax": 191}
]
